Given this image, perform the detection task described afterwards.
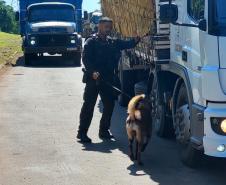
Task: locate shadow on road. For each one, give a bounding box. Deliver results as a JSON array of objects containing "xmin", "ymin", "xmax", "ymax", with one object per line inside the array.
[
  {"xmin": 13, "ymin": 55, "xmax": 81, "ymax": 68},
  {"xmin": 81, "ymin": 140, "xmax": 118, "ymax": 154},
  {"xmin": 95, "ymin": 99, "xmax": 226, "ymax": 185}
]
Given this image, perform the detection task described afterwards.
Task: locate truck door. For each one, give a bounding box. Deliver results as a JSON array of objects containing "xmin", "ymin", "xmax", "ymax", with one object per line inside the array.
[
  {"xmin": 170, "ymin": 0, "xmax": 206, "ymax": 105},
  {"xmin": 184, "ymin": 0, "xmax": 205, "ymax": 71}
]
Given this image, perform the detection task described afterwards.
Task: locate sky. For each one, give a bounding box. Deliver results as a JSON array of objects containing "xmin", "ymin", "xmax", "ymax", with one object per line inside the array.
[
  {"xmin": 83, "ymin": 0, "xmax": 100, "ymax": 12},
  {"xmin": 4, "ymin": 0, "xmax": 101, "ymax": 12},
  {"xmin": 4, "ymin": 0, "xmax": 18, "ymax": 9}
]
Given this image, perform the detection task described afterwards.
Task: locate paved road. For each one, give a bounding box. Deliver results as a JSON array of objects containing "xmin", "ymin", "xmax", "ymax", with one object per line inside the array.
[{"xmin": 0, "ymin": 57, "xmax": 225, "ymax": 185}]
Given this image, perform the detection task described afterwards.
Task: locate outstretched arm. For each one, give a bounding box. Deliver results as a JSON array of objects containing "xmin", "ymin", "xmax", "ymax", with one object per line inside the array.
[{"xmin": 116, "ymin": 37, "xmax": 141, "ymax": 50}]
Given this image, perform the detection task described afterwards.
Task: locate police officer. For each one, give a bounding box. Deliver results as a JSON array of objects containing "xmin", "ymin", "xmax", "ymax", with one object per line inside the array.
[{"xmin": 77, "ymin": 17, "xmax": 140, "ymax": 143}]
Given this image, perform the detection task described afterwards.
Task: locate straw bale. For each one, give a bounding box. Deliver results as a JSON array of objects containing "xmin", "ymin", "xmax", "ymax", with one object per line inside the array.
[{"xmin": 101, "ymin": 0, "xmax": 155, "ymax": 37}]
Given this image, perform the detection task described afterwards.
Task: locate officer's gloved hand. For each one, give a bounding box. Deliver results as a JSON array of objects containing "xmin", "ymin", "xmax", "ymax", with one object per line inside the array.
[
  {"xmin": 92, "ymin": 72, "xmax": 100, "ymax": 80},
  {"xmin": 134, "ymin": 36, "xmax": 141, "ymax": 44}
]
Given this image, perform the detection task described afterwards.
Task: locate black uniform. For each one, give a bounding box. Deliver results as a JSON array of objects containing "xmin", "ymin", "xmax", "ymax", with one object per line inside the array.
[{"xmin": 78, "ymin": 34, "xmax": 138, "ymax": 136}]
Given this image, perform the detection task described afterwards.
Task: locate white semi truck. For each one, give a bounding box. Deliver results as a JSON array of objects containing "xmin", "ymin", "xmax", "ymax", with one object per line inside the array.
[{"xmin": 101, "ymin": 0, "xmax": 226, "ymax": 167}]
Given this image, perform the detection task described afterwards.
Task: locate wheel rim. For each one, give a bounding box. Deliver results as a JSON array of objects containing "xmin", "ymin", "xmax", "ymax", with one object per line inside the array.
[
  {"xmin": 175, "ymin": 104, "xmax": 191, "ymax": 144},
  {"xmin": 151, "ymin": 86, "xmax": 163, "ymax": 133},
  {"xmin": 154, "ymin": 104, "xmax": 163, "ymax": 131}
]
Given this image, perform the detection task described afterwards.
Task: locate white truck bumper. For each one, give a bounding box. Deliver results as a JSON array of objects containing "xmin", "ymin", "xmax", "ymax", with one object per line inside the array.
[{"xmin": 203, "ymin": 103, "xmax": 226, "ymax": 157}]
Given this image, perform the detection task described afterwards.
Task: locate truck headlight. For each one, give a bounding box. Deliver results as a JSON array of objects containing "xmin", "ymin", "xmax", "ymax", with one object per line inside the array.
[
  {"xmin": 211, "ymin": 118, "xmax": 226, "ymax": 136},
  {"xmin": 217, "ymin": 144, "xmax": 225, "ymax": 152},
  {"xmin": 71, "ymin": 39, "xmax": 76, "ymax": 44},
  {"xmin": 30, "ymin": 40, "xmax": 36, "ymax": 45},
  {"xmin": 29, "ymin": 36, "xmax": 36, "ymax": 45},
  {"xmin": 220, "ymin": 120, "xmax": 226, "ymax": 133}
]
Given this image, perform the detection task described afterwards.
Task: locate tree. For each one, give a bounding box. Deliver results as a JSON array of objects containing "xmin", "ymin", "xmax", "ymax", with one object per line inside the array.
[{"xmin": 0, "ymin": 0, "xmax": 19, "ymax": 33}]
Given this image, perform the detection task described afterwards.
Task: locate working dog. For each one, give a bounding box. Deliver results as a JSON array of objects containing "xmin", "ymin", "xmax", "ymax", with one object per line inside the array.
[{"xmin": 126, "ymin": 94, "xmax": 152, "ymax": 165}]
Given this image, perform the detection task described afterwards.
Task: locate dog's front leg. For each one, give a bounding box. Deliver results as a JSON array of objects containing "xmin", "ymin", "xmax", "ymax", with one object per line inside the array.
[
  {"xmin": 135, "ymin": 140, "xmax": 138, "ymax": 160},
  {"xmin": 135, "ymin": 130, "xmax": 143, "ymax": 165},
  {"xmin": 128, "ymin": 138, "xmax": 134, "ymax": 161},
  {"xmin": 137, "ymin": 142, "xmax": 143, "ymax": 166}
]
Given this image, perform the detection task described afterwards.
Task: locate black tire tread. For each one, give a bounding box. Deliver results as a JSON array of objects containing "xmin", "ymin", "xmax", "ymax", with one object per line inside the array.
[{"xmin": 176, "ymin": 83, "xmax": 202, "ymax": 168}]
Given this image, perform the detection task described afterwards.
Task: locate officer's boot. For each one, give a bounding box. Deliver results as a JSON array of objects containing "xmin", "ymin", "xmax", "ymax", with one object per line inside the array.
[
  {"xmin": 77, "ymin": 130, "xmax": 92, "ymax": 143},
  {"xmin": 99, "ymin": 129, "xmax": 114, "ymax": 140},
  {"xmin": 99, "ymin": 97, "xmax": 115, "ymax": 140}
]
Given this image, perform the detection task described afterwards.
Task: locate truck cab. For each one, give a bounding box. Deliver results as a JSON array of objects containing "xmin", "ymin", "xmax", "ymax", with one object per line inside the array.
[
  {"xmin": 17, "ymin": 1, "xmax": 83, "ymax": 66},
  {"xmin": 151, "ymin": 0, "xmax": 226, "ymax": 166}
]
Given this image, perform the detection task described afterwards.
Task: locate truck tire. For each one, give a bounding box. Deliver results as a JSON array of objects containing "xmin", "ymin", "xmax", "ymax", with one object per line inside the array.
[
  {"xmin": 154, "ymin": 101, "xmax": 173, "ymax": 137},
  {"xmin": 118, "ymin": 70, "xmax": 133, "ymax": 107},
  {"xmin": 64, "ymin": 52, "xmax": 81, "ymax": 66},
  {"xmin": 73, "ymin": 52, "xmax": 81, "ymax": 67},
  {"xmin": 24, "ymin": 53, "xmax": 35, "ymax": 66},
  {"xmin": 152, "ymin": 78, "xmax": 174, "ymax": 138},
  {"xmin": 175, "ymin": 83, "xmax": 202, "ymax": 167}
]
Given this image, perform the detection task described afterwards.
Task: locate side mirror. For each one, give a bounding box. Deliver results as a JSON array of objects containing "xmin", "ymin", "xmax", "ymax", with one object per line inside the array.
[
  {"xmin": 160, "ymin": 4, "xmax": 178, "ymax": 24},
  {"xmin": 83, "ymin": 11, "xmax": 88, "ymax": 21},
  {"xmin": 198, "ymin": 19, "xmax": 207, "ymax": 31},
  {"xmin": 15, "ymin": 11, "xmax": 19, "ymax": 21}
]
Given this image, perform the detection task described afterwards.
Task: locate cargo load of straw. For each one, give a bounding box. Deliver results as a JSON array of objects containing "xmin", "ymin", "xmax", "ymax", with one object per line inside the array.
[{"xmin": 101, "ymin": 0, "xmax": 155, "ymax": 37}]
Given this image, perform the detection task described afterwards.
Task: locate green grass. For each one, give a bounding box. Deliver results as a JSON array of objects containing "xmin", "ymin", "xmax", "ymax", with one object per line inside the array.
[{"xmin": 0, "ymin": 32, "xmax": 22, "ymax": 65}]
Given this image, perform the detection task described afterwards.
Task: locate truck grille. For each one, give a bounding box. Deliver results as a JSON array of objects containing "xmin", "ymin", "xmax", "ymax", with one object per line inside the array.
[
  {"xmin": 37, "ymin": 35, "xmax": 69, "ymax": 47},
  {"xmin": 38, "ymin": 27, "xmax": 68, "ymax": 33}
]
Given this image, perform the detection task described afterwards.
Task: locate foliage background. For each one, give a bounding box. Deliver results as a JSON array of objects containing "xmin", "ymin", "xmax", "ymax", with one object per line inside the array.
[{"xmin": 0, "ymin": 0, "xmax": 19, "ymax": 34}]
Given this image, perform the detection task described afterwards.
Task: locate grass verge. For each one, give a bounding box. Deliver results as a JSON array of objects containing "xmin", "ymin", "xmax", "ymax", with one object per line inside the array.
[{"xmin": 0, "ymin": 32, "xmax": 22, "ymax": 66}]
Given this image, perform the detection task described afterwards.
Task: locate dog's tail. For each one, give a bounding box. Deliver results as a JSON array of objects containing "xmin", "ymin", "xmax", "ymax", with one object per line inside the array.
[{"xmin": 128, "ymin": 94, "xmax": 145, "ymax": 120}]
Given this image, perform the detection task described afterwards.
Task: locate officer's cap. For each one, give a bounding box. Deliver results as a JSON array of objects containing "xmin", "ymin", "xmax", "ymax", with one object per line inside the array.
[{"xmin": 99, "ymin": 17, "xmax": 113, "ymax": 24}]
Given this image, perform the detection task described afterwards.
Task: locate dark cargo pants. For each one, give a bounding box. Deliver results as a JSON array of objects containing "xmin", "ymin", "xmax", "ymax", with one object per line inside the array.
[{"xmin": 78, "ymin": 80, "xmax": 115, "ymax": 134}]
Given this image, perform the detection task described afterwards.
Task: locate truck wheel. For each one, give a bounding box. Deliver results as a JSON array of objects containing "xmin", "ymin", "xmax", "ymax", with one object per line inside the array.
[
  {"xmin": 118, "ymin": 69, "xmax": 135, "ymax": 107},
  {"xmin": 73, "ymin": 52, "xmax": 81, "ymax": 67},
  {"xmin": 64, "ymin": 52, "xmax": 81, "ymax": 66},
  {"xmin": 175, "ymin": 83, "xmax": 202, "ymax": 167},
  {"xmin": 154, "ymin": 101, "xmax": 173, "ymax": 137},
  {"xmin": 118, "ymin": 66, "xmax": 135, "ymax": 107},
  {"xmin": 152, "ymin": 78, "xmax": 174, "ymax": 138},
  {"xmin": 24, "ymin": 53, "xmax": 35, "ymax": 66}
]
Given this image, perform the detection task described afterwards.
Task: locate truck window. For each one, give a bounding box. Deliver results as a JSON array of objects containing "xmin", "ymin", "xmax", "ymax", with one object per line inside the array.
[
  {"xmin": 91, "ymin": 15, "xmax": 101, "ymax": 25},
  {"xmin": 188, "ymin": 0, "xmax": 205, "ymax": 22},
  {"xmin": 209, "ymin": 0, "xmax": 226, "ymax": 36},
  {"xmin": 215, "ymin": 0, "xmax": 226, "ymax": 27},
  {"xmin": 28, "ymin": 6, "xmax": 75, "ymax": 23}
]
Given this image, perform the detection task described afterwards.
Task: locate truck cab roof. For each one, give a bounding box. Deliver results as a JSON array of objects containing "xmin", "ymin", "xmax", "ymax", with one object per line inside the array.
[
  {"xmin": 92, "ymin": 11, "xmax": 102, "ymax": 17},
  {"xmin": 27, "ymin": 2, "xmax": 75, "ymax": 10}
]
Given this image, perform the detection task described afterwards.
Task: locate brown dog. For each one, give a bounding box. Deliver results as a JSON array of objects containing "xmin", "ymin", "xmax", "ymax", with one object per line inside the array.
[{"xmin": 126, "ymin": 94, "xmax": 152, "ymax": 165}]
